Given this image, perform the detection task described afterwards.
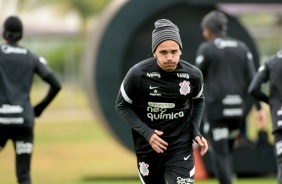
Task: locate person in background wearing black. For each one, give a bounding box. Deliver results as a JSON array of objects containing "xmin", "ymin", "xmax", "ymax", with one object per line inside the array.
[
  {"xmin": 249, "ymin": 50, "xmax": 282, "ymax": 183},
  {"xmin": 0, "ymin": 16, "xmax": 61, "ymax": 184},
  {"xmin": 115, "ymin": 19, "xmax": 208, "ymax": 184},
  {"xmin": 195, "ymin": 10, "xmax": 265, "ymax": 184}
]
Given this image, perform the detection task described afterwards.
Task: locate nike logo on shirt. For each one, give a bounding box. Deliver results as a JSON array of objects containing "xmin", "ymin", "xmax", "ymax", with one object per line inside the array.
[
  {"xmin": 149, "ymin": 86, "xmax": 159, "ymax": 89},
  {"xmin": 184, "ymin": 154, "xmax": 191, "ymax": 161}
]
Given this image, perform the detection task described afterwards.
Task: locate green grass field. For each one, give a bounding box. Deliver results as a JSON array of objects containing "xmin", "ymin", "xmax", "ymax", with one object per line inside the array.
[{"xmin": 0, "ymin": 84, "xmax": 277, "ymax": 184}]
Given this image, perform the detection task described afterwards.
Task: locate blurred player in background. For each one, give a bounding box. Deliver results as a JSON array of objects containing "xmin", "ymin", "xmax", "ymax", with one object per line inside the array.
[
  {"xmin": 195, "ymin": 10, "xmax": 265, "ymax": 184},
  {"xmin": 249, "ymin": 50, "xmax": 282, "ymax": 183},
  {"xmin": 0, "ymin": 16, "xmax": 61, "ymax": 184},
  {"xmin": 116, "ymin": 19, "xmax": 208, "ymax": 184}
]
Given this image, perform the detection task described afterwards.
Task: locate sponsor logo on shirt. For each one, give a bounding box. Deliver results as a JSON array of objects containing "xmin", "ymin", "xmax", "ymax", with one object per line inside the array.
[
  {"xmin": 0, "ymin": 117, "xmax": 24, "ymax": 124},
  {"xmin": 149, "ymin": 89, "xmax": 161, "ymax": 96},
  {"xmin": 147, "ymin": 106, "xmax": 184, "ymax": 121},
  {"xmin": 214, "ymin": 38, "xmax": 238, "ymax": 49},
  {"xmin": 0, "ymin": 104, "xmax": 23, "ymax": 114},
  {"xmin": 139, "ymin": 162, "xmax": 149, "ymax": 176},
  {"xmin": 147, "ymin": 72, "xmax": 161, "ymax": 78},
  {"xmin": 148, "ymin": 102, "xmax": 175, "ymax": 108},
  {"xmin": 1, "ymin": 44, "xmax": 27, "ymax": 54},
  {"xmin": 223, "ymin": 108, "xmax": 243, "ymax": 116},
  {"xmin": 179, "ymin": 81, "xmax": 190, "ymax": 96},
  {"xmin": 176, "ymin": 176, "xmax": 194, "ymax": 184},
  {"xmin": 222, "ymin": 95, "xmax": 242, "ymax": 105},
  {"xmin": 177, "ymin": 73, "xmax": 189, "ymax": 79}
]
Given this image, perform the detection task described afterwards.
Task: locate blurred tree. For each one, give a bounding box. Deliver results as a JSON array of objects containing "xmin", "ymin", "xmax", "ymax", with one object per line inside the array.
[{"xmin": 15, "ymin": 0, "xmax": 111, "ymax": 32}]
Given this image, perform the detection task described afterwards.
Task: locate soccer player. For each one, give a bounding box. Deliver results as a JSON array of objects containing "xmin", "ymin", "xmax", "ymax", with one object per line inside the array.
[
  {"xmin": 248, "ymin": 50, "xmax": 282, "ymax": 183},
  {"xmin": 115, "ymin": 19, "xmax": 208, "ymax": 184},
  {"xmin": 0, "ymin": 16, "xmax": 61, "ymax": 184},
  {"xmin": 195, "ymin": 10, "xmax": 265, "ymax": 184}
]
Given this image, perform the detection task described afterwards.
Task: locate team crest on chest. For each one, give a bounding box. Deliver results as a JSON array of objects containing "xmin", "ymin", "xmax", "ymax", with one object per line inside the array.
[{"xmin": 179, "ymin": 80, "xmax": 190, "ymax": 96}]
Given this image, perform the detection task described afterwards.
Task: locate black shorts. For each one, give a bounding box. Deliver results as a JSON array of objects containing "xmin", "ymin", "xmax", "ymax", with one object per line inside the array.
[
  {"xmin": 204, "ymin": 118, "xmax": 241, "ymax": 153},
  {"xmin": 137, "ymin": 146, "xmax": 194, "ymax": 184},
  {"xmin": 0, "ymin": 126, "xmax": 33, "ymax": 153}
]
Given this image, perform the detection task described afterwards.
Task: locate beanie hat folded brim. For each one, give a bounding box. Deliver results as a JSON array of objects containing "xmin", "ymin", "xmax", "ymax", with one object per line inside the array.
[{"xmin": 152, "ymin": 19, "xmax": 182, "ymax": 53}]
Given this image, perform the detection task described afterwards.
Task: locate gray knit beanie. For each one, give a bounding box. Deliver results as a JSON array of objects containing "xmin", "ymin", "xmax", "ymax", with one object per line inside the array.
[
  {"xmin": 201, "ymin": 10, "xmax": 228, "ymax": 35},
  {"xmin": 152, "ymin": 19, "xmax": 182, "ymax": 53}
]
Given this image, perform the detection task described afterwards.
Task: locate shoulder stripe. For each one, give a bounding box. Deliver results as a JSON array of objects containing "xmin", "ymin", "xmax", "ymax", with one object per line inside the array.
[
  {"xmin": 193, "ymin": 84, "xmax": 203, "ymax": 99},
  {"xmin": 120, "ymin": 81, "xmax": 133, "ymax": 104}
]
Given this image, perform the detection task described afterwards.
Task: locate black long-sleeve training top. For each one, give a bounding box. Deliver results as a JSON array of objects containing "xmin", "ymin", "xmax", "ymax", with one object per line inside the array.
[
  {"xmin": 0, "ymin": 43, "xmax": 61, "ymax": 128},
  {"xmin": 249, "ymin": 50, "xmax": 282, "ymax": 133},
  {"xmin": 195, "ymin": 35, "xmax": 261, "ymax": 122},
  {"xmin": 115, "ymin": 57, "xmax": 205, "ymax": 154}
]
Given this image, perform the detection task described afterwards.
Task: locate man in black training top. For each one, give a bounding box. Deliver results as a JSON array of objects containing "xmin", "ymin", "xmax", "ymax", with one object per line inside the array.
[
  {"xmin": 0, "ymin": 16, "xmax": 61, "ymax": 184},
  {"xmin": 116, "ymin": 19, "xmax": 208, "ymax": 184},
  {"xmin": 249, "ymin": 50, "xmax": 282, "ymax": 183},
  {"xmin": 195, "ymin": 10, "xmax": 265, "ymax": 184}
]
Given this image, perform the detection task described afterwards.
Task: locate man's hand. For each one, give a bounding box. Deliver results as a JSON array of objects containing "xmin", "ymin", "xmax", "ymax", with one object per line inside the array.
[
  {"xmin": 149, "ymin": 130, "xmax": 168, "ymax": 154},
  {"xmin": 194, "ymin": 136, "xmax": 208, "ymax": 156},
  {"xmin": 256, "ymin": 109, "xmax": 266, "ymax": 130}
]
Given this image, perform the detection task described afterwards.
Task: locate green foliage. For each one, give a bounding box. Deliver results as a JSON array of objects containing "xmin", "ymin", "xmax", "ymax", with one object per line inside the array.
[{"xmin": 22, "ymin": 35, "xmax": 85, "ymax": 83}]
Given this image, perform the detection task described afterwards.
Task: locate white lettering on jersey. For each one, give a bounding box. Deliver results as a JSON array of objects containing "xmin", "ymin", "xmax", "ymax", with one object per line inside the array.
[
  {"xmin": 147, "ymin": 106, "xmax": 184, "ymax": 121},
  {"xmin": 276, "ymin": 141, "xmax": 282, "ymax": 155},
  {"xmin": 148, "ymin": 102, "xmax": 175, "ymax": 108},
  {"xmin": 16, "ymin": 141, "xmax": 33, "ymax": 154},
  {"xmin": 213, "ymin": 128, "xmax": 229, "ymax": 141},
  {"xmin": 177, "ymin": 73, "xmax": 189, "ymax": 79},
  {"xmin": 0, "ymin": 117, "xmax": 24, "ymax": 124},
  {"xmin": 277, "ymin": 107, "xmax": 282, "ymax": 116},
  {"xmin": 223, "ymin": 108, "xmax": 242, "ymax": 116},
  {"xmin": 177, "ymin": 176, "xmax": 194, "ymax": 184},
  {"xmin": 0, "ymin": 104, "xmax": 23, "ymax": 114},
  {"xmin": 214, "ymin": 38, "xmax": 238, "ymax": 49},
  {"xmin": 1, "ymin": 44, "xmax": 27, "ymax": 54},
  {"xmin": 149, "ymin": 89, "xmax": 161, "ymax": 96},
  {"xmin": 147, "ymin": 72, "xmax": 161, "ymax": 78},
  {"xmin": 222, "ymin": 95, "xmax": 242, "ymax": 105}
]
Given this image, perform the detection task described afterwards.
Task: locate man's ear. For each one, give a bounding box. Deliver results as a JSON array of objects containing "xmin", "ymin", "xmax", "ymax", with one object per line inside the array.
[
  {"xmin": 153, "ymin": 53, "xmax": 156, "ymax": 58},
  {"xmin": 180, "ymin": 50, "xmax": 182, "ymax": 56}
]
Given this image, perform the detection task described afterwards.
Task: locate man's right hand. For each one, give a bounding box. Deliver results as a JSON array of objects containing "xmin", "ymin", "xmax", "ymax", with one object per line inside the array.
[{"xmin": 149, "ymin": 130, "xmax": 168, "ymax": 154}]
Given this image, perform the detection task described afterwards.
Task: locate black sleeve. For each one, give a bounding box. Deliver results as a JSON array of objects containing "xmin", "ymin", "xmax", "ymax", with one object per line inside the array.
[
  {"xmin": 190, "ymin": 67, "xmax": 205, "ymax": 138},
  {"xmin": 191, "ymin": 94, "xmax": 205, "ymax": 138},
  {"xmin": 32, "ymin": 54, "xmax": 52, "ymax": 78},
  {"xmin": 34, "ymin": 72, "xmax": 62, "ymax": 117},
  {"xmin": 115, "ymin": 67, "xmax": 154, "ymax": 142},
  {"xmin": 195, "ymin": 43, "xmax": 210, "ymax": 78},
  {"xmin": 248, "ymin": 64, "xmax": 270, "ymax": 104},
  {"xmin": 243, "ymin": 43, "xmax": 262, "ymax": 110}
]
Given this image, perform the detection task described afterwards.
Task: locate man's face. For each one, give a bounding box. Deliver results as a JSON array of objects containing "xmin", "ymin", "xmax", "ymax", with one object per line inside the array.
[{"xmin": 154, "ymin": 40, "xmax": 181, "ymax": 72}]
